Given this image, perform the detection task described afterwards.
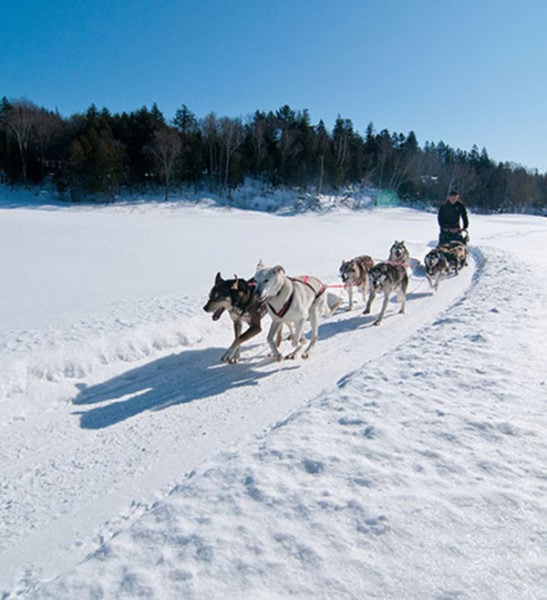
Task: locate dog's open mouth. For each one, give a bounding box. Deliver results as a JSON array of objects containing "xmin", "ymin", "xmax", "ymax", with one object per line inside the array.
[{"xmin": 212, "ymin": 307, "xmax": 225, "ymax": 320}]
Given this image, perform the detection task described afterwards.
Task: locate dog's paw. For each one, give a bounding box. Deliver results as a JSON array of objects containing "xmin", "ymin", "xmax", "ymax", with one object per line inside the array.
[
  {"xmin": 373, "ymin": 320, "xmax": 382, "ymax": 326},
  {"xmin": 285, "ymin": 351, "xmax": 298, "ymax": 360},
  {"xmin": 301, "ymin": 351, "xmax": 310, "ymax": 359},
  {"xmin": 221, "ymin": 350, "xmax": 239, "ymax": 363}
]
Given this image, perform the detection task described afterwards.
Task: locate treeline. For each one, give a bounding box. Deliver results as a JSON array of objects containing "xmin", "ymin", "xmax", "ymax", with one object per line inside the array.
[{"xmin": 1, "ymin": 97, "xmax": 545, "ymax": 212}]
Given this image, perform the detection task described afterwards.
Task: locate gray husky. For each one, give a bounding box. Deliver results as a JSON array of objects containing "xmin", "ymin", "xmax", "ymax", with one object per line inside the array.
[
  {"xmin": 365, "ymin": 263, "xmax": 408, "ymax": 326},
  {"xmin": 388, "ymin": 240, "xmax": 410, "ymax": 265},
  {"xmin": 339, "ymin": 255, "xmax": 374, "ymax": 311},
  {"xmin": 438, "ymin": 240, "xmax": 468, "ymax": 274}
]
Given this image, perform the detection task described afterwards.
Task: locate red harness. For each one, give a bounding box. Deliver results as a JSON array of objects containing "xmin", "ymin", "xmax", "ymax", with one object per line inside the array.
[{"xmin": 269, "ymin": 276, "xmax": 326, "ymax": 318}]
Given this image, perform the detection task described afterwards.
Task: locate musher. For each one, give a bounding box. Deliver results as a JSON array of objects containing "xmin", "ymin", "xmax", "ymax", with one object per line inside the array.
[{"xmin": 438, "ymin": 189, "xmax": 469, "ymax": 245}]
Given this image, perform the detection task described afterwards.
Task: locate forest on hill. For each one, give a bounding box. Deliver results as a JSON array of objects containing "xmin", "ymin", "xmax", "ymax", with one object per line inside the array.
[{"xmin": 1, "ymin": 97, "xmax": 545, "ymax": 212}]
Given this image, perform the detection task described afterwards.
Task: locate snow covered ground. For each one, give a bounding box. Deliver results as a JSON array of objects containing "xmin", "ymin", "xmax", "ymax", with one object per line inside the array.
[{"xmin": 1, "ymin": 188, "xmax": 546, "ymax": 599}]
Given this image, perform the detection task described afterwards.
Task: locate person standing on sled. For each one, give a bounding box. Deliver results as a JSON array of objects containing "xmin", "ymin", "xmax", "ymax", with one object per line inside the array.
[{"xmin": 438, "ymin": 189, "xmax": 469, "ymax": 245}]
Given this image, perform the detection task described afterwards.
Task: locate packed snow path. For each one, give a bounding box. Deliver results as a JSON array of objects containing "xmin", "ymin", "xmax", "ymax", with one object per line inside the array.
[{"xmin": 1, "ymin": 260, "xmax": 474, "ymax": 588}]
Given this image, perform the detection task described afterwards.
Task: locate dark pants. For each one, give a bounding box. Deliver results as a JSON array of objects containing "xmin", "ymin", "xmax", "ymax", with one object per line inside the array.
[{"xmin": 439, "ymin": 230, "xmax": 466, "ymax": 246}]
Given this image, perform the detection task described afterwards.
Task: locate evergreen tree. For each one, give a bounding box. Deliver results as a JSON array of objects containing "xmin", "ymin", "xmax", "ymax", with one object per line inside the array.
[
  {"xmin": 173, "ymin": 104, "xmax": 203, "ymax": 182},
  {"xmin": 65, "ymin": 109, "xmax": 126, "ymax": 200},
  {"xmin": 0, "ymin": 94, "xmax": 544, "ymax": 212}
]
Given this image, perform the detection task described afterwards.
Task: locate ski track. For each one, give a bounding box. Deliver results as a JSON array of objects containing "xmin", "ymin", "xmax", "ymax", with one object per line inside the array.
[{"xmin": 0, "ymin": 251, "xmax": 475, "ymax": 589}]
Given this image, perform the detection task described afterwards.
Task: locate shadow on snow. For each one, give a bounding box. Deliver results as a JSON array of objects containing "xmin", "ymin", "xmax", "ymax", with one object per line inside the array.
[
  {"xmin": 72, "ymin": 280, "xmax": 448, "ymax": 430},
  {"xmin": 72, "ymin": 345, "xmax": 295, "ymax": 430}
]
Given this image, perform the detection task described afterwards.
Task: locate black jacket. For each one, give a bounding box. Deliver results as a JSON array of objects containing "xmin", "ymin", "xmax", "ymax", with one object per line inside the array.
[{"xmin": 437, "ymin": 200, "xmax": 469, "ymax": 230}]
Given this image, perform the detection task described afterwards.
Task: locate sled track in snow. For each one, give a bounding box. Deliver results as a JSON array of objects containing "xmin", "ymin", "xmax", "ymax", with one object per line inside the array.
[{"xmin": 1, "ymin": 254, "xmax": 478, "ymax": 588}]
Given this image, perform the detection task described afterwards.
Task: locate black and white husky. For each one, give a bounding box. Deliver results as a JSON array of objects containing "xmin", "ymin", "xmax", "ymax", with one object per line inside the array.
[
  {"xmin": 365, "ymin": 263, "xmax": 408, "ymax": 326},
  {"xmin": 339, "ymin": 255, "xmax": 374, "ymax": 310},
  {"xmin": 203, "ymin": 272, "xmax": 267, "ymax": 363},
  {"xmin": 424, "ymin": 248, "xmax": 450, "ymax": 291},
  {"xmin": 253, "ymin": 261, "xmax": 337, "ymax": 361}
]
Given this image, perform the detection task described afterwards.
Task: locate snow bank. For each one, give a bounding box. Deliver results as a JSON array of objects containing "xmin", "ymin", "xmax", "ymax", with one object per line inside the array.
[{"xmin": 0, "ymin": 295, "xmax": 204, "ymax": 403}]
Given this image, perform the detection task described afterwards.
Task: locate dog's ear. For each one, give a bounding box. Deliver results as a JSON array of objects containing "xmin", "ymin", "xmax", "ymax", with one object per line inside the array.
[
  {"xmin": 274, "ymin": 265, "xmax": 285, "ymax": 274},
  {"xmin": 231, "ymin": 275, "xmax": 239, "ymax": 290},
  {"xmin": 256, "ymin": 259, "xmax": 264, "ymax": 270},
  {"xmin": 215, "ymin": 272, "xmax": 223, "ymax": 284}
]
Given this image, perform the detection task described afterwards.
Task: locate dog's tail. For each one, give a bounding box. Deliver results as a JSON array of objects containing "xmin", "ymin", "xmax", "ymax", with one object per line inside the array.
[{"xmin": 324, "ymin": 292, "xmax": 343, "ymax": 315}]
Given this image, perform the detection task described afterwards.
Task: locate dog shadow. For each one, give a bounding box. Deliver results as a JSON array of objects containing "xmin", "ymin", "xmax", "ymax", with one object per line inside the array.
[
  {"xmin": 72, "ymin": 346, "xmax": 293, "ymax": 430},
  {"xmin": 319, "ymin": 313, "xmax": 377, "ymax": 340},
  {"xmin": 321, "ymin": 287, "xmax": 435, "ymax": 339}
]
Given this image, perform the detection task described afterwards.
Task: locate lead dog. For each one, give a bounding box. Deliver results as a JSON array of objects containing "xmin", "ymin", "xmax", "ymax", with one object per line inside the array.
[
  {"xmin": 253, "ymin": 261, "xmax": 330, "ymax": 361},
  {"xmin": 388, "ymin": 240, "xmax": 410, "ymax": 265},
  {"xmin": 203, "ymin": 272, "xmax": 268, "ymax": 363},
  {"xmin": 424, "ymin": 248, "xmax": 450, "ymax": 291},
  {"xmin": 339, "ymin": 255, "xmax": 374, "ymax": 311},
  {"xmin": 365, "ymin": 262, "xmax": 408, "ymax": 325}
]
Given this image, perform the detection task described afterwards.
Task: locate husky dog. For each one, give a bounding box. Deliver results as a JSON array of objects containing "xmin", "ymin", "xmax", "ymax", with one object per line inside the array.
[
  {"xmin": 203, "ymin": 272, "xmax": 268, "ymax": 363},
  {"xmin": 438, "ymin": 240, "xmax": 468, "ymax": 274},
  {"xmin": 424, "ymin": 248, "xmax": 450, "ymax": 291},
  {"xmin": 339, "ymin": 255, "xmax": 374, "ymax": 311},
  {"xmin": 388, "ymin": 240, "xmax": 410, "ymax": 265},
  {"xmin": 253, "ymin": 261, "xmax": 330, "ymax": 361},
  {"xmin": 365, "ymin": 262, "xmax": 408, "ymax": 326}
]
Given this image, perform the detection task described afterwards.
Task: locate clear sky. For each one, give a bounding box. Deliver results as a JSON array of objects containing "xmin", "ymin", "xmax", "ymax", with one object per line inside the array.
[{"xmin": 2, "ymin": 0, "xmax": 546, "ymax": 172}]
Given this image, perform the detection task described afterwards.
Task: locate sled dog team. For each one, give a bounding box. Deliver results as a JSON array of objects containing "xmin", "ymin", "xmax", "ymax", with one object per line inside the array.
[{"xmin": 204, "ymin": 239, "xmax": 468, "ymax": 364}]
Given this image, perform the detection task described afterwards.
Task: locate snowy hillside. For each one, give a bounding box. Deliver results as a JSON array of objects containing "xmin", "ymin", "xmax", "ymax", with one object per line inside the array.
[{"xmin": 1, "ymin": 189, "xmax": 546, "ymax": 599}]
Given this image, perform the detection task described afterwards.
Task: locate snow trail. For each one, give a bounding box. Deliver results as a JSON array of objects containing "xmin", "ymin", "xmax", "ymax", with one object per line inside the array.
[
  {"xmin": 24, "ymin": 245, "xmax": 547, "ymax": 600},
  {"xmin": 1, "ymin": 257, "xmax": 473, "ymax": 589}
]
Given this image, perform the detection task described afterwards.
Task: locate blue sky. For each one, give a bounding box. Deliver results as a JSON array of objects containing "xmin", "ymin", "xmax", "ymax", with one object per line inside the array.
[{"xmin": 2, "ymin": 0, "xmax": 546, "ymax": 172}]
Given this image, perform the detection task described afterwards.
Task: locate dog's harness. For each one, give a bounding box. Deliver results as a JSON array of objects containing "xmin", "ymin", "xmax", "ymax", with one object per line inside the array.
[
  {"xmin": 268, "ymin": 276, "xmax": 326, "ymax": 318},
  {"xmin": 385, "ymin": 260, "xmax": 410, "ymax": 268},
  {"xmin": 351, "ymin": 257, "xmax": 374, "ymax": 286}
]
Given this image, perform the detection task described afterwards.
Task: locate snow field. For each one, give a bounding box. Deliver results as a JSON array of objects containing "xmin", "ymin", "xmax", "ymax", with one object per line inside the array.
[{"xmin": 1, "ymin": 195, "xmax": 546, "ymax": 598}]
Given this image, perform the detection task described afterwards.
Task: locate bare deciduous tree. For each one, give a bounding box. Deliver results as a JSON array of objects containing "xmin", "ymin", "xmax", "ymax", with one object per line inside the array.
[
  {"xmin": 201, "ymin": 113, "xmax": 220, "ymax": 187},
  {"xmin": 146, "ymin": 126, "xmax": 182, "ymax": 201},
  {"xmin": 33, "ymin": 109, "xmax": 63, "ymax": 168},
  {"xmin": 218, "ymin": 117, "xmax": 243, "ymax": 190},
  {"xmin": 5, "ymin": 100, "xmax": 40, "ymax": 183}
]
